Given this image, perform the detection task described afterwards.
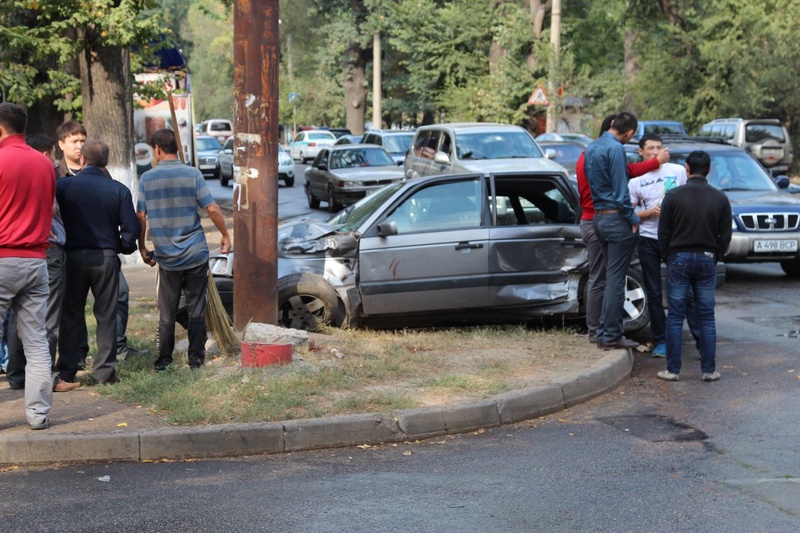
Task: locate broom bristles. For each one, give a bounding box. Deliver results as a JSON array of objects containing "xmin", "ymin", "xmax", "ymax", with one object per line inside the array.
[{"xmin": 206, "ymin": 270, "xmax": 240, "ymax": 356}]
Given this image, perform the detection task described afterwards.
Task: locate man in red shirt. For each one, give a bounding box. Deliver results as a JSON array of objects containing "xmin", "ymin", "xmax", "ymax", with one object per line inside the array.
[
  {"xmin": 0, "ymin": 103, "xmax": 57, "ymax": 429},
  {"xmin": 577, "ymin": 114, "xmax": 669, "ymax": 343}
]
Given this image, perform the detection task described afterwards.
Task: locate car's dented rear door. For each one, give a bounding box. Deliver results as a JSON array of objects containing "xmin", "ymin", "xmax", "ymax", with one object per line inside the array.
[
  {"xmin": 358, "ymin": 176, "xmax": 490, "ymax": 315},
  {"xmin": 488, "ymin": 174, "xmax": 586, "ymax": 309}
]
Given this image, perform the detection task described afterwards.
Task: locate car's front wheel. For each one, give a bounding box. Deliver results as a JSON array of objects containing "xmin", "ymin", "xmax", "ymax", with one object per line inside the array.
[
  {"xmin": 306, "ymin": 183, "xmax": 320, "ymax": 208},
  {"xmin": 284, "ymin": 176, "xmax": 295, "ymax": 187},
  {"xmin": 327, "ymin": 184, "xmax": 341, "ymax": 213},
  {"xmin": 278, "ymin": 273, "xmax": 339, "ymax": 331},
  {"xmin": 220, "ymin": 173, "xmax": 229, "ymax": 187}
]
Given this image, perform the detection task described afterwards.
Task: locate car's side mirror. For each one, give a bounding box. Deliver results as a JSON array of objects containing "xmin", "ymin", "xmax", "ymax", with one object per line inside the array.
[
  {"xmin": 774, "ymin": 175, "xmax": 790, "ymax": 189},
  {"xmin": 545, "ymin": 149, "xmax": 557, "ymax": 160},
  {"xmin": 377, "ymin": 220, "xmax": 398, "ymax": 237},
  {"xmin": 223, "ymin": 148, "xmax": 233, "ymax": 154},
  {"xmin": 317, "ymin": 163, "xmax": 327, "ymax": 171},
  {"xmin": 433, "ymin": 151, "xmax": 450, "ymax": 165}
]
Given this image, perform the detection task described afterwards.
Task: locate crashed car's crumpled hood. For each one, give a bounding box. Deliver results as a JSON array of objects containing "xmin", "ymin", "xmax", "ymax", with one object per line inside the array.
[{"xmin": 278, "ymin": 219, "xmax": 359, "ymax": 255}]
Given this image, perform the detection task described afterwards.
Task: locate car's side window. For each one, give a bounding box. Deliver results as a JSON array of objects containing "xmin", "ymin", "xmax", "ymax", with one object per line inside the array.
[
  {"xmin": 385, "ymin": 179, "xmax": 482, "ymax": 234},
  {"xmin": 422, "ymin": 131, "xmax": 441, "ymax": 160},
  {"xmin": 312, "ymin": 149, "xmax": 328, "ymax": 167},
  {"xmin": 412, "ymin": 132, "xmax": 430, "ymax": 157},
  {"xmin": 439, "ymin": 133, "xmax": 452, "ymax": 157},
  {"xmin": 493, "ymin": 180, "xmax": 576, "ymax": 225},
  {"xmin": 222, "ymin": 138, "xmax": 233, "ymax": 151}
]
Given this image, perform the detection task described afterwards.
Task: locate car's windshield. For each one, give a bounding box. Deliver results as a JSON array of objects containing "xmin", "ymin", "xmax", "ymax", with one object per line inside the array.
[
  {"xmin": 455, "ymin": 131, "xmax": 543, "ymax": 160},
  {"xmin": 329, "ymin": 182, "xmax": 405, "ymax": 230},
  {"xmin": 669, "ymin": 150, "xmax": 777, "ymax": 192},
  {"xmin": 329, "ymin": 147, "xmax": 395, "ymax": 169},
  {"xmin": 197, "ymin": 138, "xmax": 221, "ymax": 152},
  {"xmin": 382, "ymin": 134, "xmax": 414, "ymax": 154}
]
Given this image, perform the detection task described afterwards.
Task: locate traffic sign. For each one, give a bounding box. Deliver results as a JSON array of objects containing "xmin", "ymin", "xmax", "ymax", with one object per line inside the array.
[{"xmin": 528, "ymin": 85, "xmax": 549, "ymax": 106}]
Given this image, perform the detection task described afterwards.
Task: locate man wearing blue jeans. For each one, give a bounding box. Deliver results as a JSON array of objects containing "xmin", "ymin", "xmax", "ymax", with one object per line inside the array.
[
  {"xmin": 585, "ymin": 112, "xmax": 641, "ymax": 350},
  {"xmin": 657, "ymin": 150, "xmax": 732, "ymax": 382},
  {"xmin": 628, "ymin": 134, "xmax": 687, "ymax": 357}
]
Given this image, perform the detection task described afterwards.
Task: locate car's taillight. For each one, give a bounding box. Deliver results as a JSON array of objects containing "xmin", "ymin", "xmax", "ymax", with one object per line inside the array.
[{"xmin": 308, "ymin": 142, "xmax": 317, "ymax": 147}]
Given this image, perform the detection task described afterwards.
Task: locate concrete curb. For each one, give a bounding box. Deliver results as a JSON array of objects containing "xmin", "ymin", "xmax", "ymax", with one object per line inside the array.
[{"xmin": 0, "ymin": 350, "xmax": 633, "ymax": 466}]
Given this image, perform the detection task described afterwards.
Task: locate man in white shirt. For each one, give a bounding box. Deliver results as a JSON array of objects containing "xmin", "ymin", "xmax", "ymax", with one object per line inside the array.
[{"xmin": 628, "ymin": 134, "xmax": 687, "ymax": 357}]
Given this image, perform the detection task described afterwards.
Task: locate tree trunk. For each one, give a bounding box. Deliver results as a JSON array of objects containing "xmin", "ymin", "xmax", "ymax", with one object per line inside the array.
[
  {"xmin": 527, "ymin": 0, "xmax": 552, "ymax": 69},
  {"xmin": 489, "ymin": 0, "xmax": 506, "ymax": 76},
  {"xmin": 78, "ymin": 32, "xmax": 136, "ymax": 194},
  {"xmin": 342, "ymin": 43, "xmax": 368, "ymax": 135}
]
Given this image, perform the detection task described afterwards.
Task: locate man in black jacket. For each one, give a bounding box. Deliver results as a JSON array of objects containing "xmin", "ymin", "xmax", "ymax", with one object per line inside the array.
[
  {"xmin": 56, "ymin": 140, "xmax": 140, "ymax": 385},
  {"xmin": 657, "ymin": 150, "xmax": 732, "ymax": 382}
]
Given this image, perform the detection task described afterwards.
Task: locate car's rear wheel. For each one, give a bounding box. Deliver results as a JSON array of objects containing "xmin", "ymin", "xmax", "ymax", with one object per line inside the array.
[
  {"xmin": 780, "ymin": 258, "xmax": 800, "ymax": 277},
  {"xmin": 306, "ymin": 183, "xmax": 320, "ymax": 208},
  {"xmin": 278, "ymin": 273, "xmax": 339, "ymax": 331},
  {"xmin": 327, "ymin": 184, "xmax": 341, "ymax": 213},
  {"xmin": 300, "ymin": 151, "xmax": 308, "ymax": 164},
  {"xmin": 622, "ymin": 266, "xmax": 649, "ymax": 334}
]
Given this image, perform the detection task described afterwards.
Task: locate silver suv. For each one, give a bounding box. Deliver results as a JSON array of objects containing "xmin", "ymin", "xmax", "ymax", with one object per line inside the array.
[
  {"xmin": 697, "ymin": 118, "xmax": 793, "ymax": 177},
  {"xmin": 404, "ymin": 123, "xmax": 567, "ymax": 179}
]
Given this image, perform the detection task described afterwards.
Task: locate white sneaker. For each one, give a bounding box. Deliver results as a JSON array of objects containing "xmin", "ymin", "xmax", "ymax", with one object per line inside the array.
[
  {"xmin": 702, "ymin": 371, "xmax": 721, "ymax": 382},
  {"xmin": 657, "ymin": 370, "xmax": 680, "ymax": 381}
]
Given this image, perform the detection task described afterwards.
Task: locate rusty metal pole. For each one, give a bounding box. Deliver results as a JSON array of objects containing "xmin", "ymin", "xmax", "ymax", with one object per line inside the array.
[{"xmin": 232, "ymin": 0, "xmax": 279, "ymax": 329}]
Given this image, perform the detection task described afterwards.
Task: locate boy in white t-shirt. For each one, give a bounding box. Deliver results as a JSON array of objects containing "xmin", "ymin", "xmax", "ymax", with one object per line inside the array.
[{"xmin": 628, "ymin": 134, "xmax": 687, "ymax": 357}]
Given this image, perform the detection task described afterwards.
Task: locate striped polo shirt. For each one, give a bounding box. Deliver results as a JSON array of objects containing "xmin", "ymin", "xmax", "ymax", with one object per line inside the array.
[{"xmin": 137, "ymin": 159, "xmax": 215, "ymax": 271}]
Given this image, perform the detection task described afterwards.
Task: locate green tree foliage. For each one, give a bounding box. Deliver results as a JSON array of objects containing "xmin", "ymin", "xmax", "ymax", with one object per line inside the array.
[
  {"xmin": 184, "ymin": 0, "xmax": 233, "ymax": 121},
  {"xmin": 0, "ymin": 0, "xmax": 164, "ymax": 115}
]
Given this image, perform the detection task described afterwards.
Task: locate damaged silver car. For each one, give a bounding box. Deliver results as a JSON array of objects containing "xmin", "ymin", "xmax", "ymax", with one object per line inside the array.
[{"xmin": 213, "ymin": 171, "xmax": 650, "ymax": 333}]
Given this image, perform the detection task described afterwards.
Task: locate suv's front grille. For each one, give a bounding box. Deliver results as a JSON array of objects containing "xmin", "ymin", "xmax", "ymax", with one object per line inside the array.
[{"xmin": 738, "ymin": 212, "xmax": 800, "ymax": 231}]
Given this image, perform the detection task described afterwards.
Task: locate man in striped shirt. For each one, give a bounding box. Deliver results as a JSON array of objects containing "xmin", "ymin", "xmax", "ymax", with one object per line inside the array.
[{"xmin": 137, "ymin": 129, "xmax": 231, "ymax": 372}]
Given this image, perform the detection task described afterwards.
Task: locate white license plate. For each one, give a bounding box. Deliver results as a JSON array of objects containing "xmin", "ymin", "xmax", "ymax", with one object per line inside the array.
[
  {"xmin": 199, "ymin": 165, "xmax": 216, "ymax": 170},
  {"xmin": 754, "ymin": 239, "xmax": 798, "ymax": 253}
]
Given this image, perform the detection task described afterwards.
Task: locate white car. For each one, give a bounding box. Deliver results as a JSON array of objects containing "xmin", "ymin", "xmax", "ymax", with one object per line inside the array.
[
  {"xmin": 278, "ymin": 145, "xmax": 296, "ymax": 187},
  {"xmin": 218, "ymin": 138, "xmax": 296, "ymax": 187},
  {"xmin": 288, "ymin": 130, "xmax": 337, "ymax": 164}
]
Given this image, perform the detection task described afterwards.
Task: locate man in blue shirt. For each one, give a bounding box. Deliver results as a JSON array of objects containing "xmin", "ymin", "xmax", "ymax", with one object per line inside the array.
[
  {"xmin": 137, "ymin": 128, "xmax": 231, "ymax": 372},
  {"xmin": 584, "ymin": 112, "xmax": 640, "ymax": 350},
  {"xmin": 56, "ymin": 140, "xmax": 140, "ymax": 385}
]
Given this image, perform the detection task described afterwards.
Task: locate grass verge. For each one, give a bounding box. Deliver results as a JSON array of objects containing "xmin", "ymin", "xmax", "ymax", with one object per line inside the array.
[{"xmin": 81, "ymin": 296, "xmax": 602, "ymax": 425}]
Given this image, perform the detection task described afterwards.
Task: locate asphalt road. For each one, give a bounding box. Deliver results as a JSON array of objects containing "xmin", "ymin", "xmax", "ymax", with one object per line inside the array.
[{"xmin": 1, "ymin": 263, "xmax": 798, "ymax": 532}]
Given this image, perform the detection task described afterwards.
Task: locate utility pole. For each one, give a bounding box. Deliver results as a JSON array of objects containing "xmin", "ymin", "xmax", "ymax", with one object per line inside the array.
[
  {"xmin": 546, "ymin": 0, "xmax": 561, "ymax": 133},
  {"xmin": 232, "ymin": 0, "xmax": 279, "ymax": 329},
  {"xmin": 372, "ymin": 31, "xmax": 382, "ymax": 131}
]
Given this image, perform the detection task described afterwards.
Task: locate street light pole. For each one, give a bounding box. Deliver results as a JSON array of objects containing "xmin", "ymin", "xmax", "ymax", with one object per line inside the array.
[
  {"xmin": 546, "ymin": 0, "xmax": 561, "ymax": 133},
  {"xmin": 232, "ymin": 0, "xmax": 279, "ymax": 328}
]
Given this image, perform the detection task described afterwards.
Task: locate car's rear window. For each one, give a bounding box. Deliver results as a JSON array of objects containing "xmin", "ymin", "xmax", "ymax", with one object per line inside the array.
[
  {"xmin": 383, "ymin": 134, "xmax": 413, "ymax": 154},
  {"xmin": 210, "ymin": 122, "xmax": 231, "ymax": 132},
  {"xmin": 745, "ymin": 124, "xmax": 785, "ymax": 143},
  {"xmin": 643, "ymin": 123, "xmax": 685, "ymax": 135},
  {"xmin": 309, "ymin": 132, "xmax": 335, "ymax": 141}
]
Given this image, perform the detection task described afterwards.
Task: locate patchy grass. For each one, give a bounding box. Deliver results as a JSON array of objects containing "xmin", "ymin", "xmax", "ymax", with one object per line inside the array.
[{"xmin": 83, "ymin": 296, "xmax": 604, "ymax": 425}]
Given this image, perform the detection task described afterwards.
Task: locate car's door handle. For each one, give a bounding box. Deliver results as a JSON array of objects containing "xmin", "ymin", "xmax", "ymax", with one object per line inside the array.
[{"xmin": 455, "ymin": 241, "xmax": 483, "ymax": 251}]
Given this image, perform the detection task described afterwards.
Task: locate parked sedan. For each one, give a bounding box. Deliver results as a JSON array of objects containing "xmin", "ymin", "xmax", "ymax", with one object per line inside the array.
[
  {"xmin": 218, "ymin": 138, "xmax": 297, "ymax": 187},
  {"xmin": 195, "ymin": 135, "xmax": 222, "ymax": 179},
  {"xmin": 305, "ymin": 145, "xmax": 405, "ymax": 212},
  {"xmin": 288, "ymin": 130, "xmax": 337, "ymax": 163},
  {"xmin": 210, "ymin": 170, "xmax": 650, "ymax": 333}
]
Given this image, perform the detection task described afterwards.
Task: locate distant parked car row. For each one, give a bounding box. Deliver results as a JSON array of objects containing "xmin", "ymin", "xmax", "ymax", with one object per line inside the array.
[{"xmin": 217, "ymin": 137, "xmax": 296, "ymax": 188}]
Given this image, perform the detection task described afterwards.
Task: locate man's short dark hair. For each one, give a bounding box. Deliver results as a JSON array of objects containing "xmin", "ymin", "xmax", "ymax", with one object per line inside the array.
[
  {"xmin": 638, "ymin": 133, "xmax": 663, "ymax": 149},
  {"xmin": 82, "ymin": 139, "xmax": 109, "ymax": 167},
  {"xmin": 150, "ymin": 128, "xmax": 178, "ymax": 154},
  {"xmin": 611, "ymin": 112, "xmax": 638, "ymax": 135},
  {"xmin": 0, "ymin": 103, "xmax": 27, "ymax": 136},
  {"xmin": 26, "ymin": 133, "xmax": 55, "ymax": 153},
  {"xmin": 685, "ymin": 150, "xmax": 711, "ymax": 177},
  {"xmin": 55, "ymin": 120, "xmax": 86, "ymax": 142},
  {"xmin": 600, "ymin": 114, "xmax": 616, "ymax": 135}
]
